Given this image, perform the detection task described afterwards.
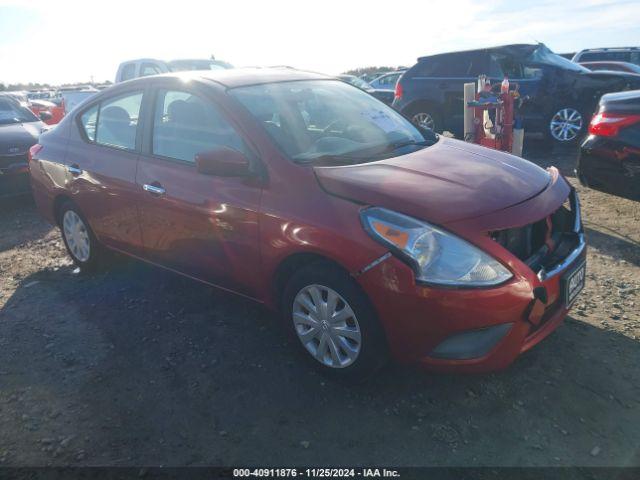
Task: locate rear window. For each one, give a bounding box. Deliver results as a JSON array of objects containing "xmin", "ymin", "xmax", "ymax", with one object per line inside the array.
[
  {"xmin": 578, "ymin": 51, "xmax": 640, "ymax": 65},
  {"xmin": 120, "ymin": 63, "xmax": 136, "ymax": 81},
  {"xmin": 140, "ymin": 62, "xmax": 163, "ymax": 77}
]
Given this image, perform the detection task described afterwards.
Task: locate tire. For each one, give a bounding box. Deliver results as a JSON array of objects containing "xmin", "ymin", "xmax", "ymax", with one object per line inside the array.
[
  {"xmin": 282, "ymin": 262, "xmax": 388, "ymax": 381},
  {"xmin": 406, "ymin": 104, "xmax": 442, "ymax": 133},
  {"xmin": 546, "ymin": 107, "xmax": 586, "ymax": 144},
  {"xmin": 58, "ymin": 200, "xmax": 104, "ymax": 272}
]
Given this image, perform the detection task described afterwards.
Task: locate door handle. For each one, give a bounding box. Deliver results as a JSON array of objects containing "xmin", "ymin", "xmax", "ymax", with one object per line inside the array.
[
  {"xmin": 143, "ymin": 183, "xmax": 166, "ymax": 196},
  {"xmin": 67, "ymin": 164, "xmax": 83, "ymax": 175}
]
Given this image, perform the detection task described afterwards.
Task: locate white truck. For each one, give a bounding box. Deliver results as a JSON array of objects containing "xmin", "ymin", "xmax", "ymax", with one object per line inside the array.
[{"xmin": 115, "ymin": 58, "xmax": 233, "ymax": 83}]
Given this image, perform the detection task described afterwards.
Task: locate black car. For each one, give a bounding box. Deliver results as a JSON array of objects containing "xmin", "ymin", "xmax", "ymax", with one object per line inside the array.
[
  {"xmin": 572, "ymin": 47, "xmax": 640, "ymax": 66},
  {"xmin": 392, "ymin": 44, "xmax": 640, "ymax": 143},
  {"xmin": 0, "ymin": 95, "xmax": 49, "ymax": 197},
  {"xmin": 578, "ymin": 90, "xmax": 640, "ymax": 200}
]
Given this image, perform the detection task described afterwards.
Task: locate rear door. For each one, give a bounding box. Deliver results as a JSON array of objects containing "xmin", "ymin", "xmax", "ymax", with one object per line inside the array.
[
  {"xmin": 67, "ymin": 88, "xmax": 146, "ymax": 253},
  {"xmin": 135, "ymin": 81, "xmax": 262, "ymax": 297}
]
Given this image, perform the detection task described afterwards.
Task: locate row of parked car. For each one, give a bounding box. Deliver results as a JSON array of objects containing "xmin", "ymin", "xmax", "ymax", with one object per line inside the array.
[
  {"xmin": 2, "ymin": 45, "xmax": 639, "ymax": 202},
  {"xmin": 345, "ymin": 45, "xmax": 640, "ymax": 145}
]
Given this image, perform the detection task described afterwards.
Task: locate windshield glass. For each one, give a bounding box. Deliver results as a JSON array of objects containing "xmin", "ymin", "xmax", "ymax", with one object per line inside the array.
[
  {"xmin": 231, "ymin": 80, "xmax": 435, "ymax": 164},
  {"xmin": 529, "ymin": 45, "xmax": 590, "ymax": 73},
  {"xmin": 0, "ymin": 97, "xmax": 39, "ymax": 125}
]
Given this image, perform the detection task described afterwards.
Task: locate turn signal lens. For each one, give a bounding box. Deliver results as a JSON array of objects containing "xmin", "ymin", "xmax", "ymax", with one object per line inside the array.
[{"xmin": 371, "ymin": 220, "xmax": 409, "ymax": 249}]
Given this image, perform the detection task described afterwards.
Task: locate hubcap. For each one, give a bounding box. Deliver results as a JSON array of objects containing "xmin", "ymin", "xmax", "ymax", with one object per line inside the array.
[
  {"xmin": 411, "ymin": 112, "xmax": 435, "ymax": 131},
  {"xmin": 62, "ymin": 210, "xmax": 91, "ymax": 262},
  {"xmin": 292, "ymin": 285, "xmax": 362, "ymax": 368},
  {"xmin": 550, "ymin": 108, "xmax": 583, "ymax": 142}
]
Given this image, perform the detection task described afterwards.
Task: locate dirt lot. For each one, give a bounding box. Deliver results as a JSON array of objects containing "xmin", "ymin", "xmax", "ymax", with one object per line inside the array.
[{"xmin": 0, "ymin": 144, "xmax": 639, "ymax": 468}]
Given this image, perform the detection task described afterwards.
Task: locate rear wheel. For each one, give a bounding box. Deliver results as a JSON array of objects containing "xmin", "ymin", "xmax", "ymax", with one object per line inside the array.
[
  {"xmin": 282, "ymin": 262, "xmax": 388, "ymax": 381},
  {"xmin": 58, "ymin": 201, "xmax": 104, "ymax": 271}
]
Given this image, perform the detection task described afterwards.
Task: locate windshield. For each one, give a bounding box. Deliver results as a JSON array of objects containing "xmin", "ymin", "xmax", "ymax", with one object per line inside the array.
[
  {"xmin": 0, "ymin": 97, "xmax": 39, "ymax": 125},
  {"xmin": 231, "ymin": 80, "xmax": 435, "ymax": 164},
  {"xmin": 529, "ymin": 45, "xmax": 591, "ymax": 73}
]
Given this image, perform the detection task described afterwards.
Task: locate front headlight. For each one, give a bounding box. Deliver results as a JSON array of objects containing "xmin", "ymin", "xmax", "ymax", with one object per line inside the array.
[{"xmin": 361, "ymin": 207, "xmax": 512, "ymax": 287}]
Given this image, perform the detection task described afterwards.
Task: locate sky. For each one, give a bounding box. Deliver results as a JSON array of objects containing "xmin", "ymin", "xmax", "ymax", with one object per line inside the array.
[{"xmin": 1, "ymin": 0, "xmax": 639, "ymax": 85}]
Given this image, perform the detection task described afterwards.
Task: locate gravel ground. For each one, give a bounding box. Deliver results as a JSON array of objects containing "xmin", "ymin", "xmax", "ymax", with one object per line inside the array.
[{"xmin": 0, "ymin": 144, "xmax": 638, "ymax": 467}]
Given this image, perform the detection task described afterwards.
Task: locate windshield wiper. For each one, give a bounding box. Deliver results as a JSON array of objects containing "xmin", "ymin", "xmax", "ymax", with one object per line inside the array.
[
  {"xmin": 293, "ymin": 153, "xmax": 363, "ymax": 165},
  {"xmin": 383, "ymin": 139, "xmax": 430, "ymax": 153},
  {"xmin": 293, "ymin": 139, "xmax": 433, "ymax": 165}
]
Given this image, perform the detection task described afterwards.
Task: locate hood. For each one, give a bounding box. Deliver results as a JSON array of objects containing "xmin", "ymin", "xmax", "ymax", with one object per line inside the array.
[
  {"xmin": 0, "ymin": 122, "xmax": 43, "ymax": 154},
  {"xmin": 314, "ymin": 137, "xmax": 551, "ymax": 225}
]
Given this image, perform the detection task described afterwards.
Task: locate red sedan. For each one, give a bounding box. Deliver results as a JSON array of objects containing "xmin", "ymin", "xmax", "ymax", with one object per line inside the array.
[{"xmin": 28, "ymin": 69, "xmax": 586, "ymax": 380}]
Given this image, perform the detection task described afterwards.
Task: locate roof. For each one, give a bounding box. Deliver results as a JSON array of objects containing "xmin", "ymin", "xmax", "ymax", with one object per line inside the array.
[
  {"xmin": 156, "ymin": 67, "xmax": 331, "ymax": 88},
  {"xmin": 418, "ymin": 44, "xmax": 539, "ymax": 61}
]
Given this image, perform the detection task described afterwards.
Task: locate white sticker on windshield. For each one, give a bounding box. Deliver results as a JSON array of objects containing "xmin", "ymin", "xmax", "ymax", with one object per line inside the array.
[{"xmin": 360, "ymin": 109, "xmax": 398, "ymax": 133}]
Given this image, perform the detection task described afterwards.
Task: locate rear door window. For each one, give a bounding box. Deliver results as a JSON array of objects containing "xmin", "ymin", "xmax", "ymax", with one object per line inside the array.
[{"xmin": 94, "ymin": 92, "xmax": 143, "ymax": 150}]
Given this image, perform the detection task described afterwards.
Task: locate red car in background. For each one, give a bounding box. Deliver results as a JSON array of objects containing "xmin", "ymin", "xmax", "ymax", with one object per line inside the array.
[
  {"xmin": 29, "ymin": 99, "xmax": 65, "ymax": 125},
  {"xmin": 28, "ymin": 69, "xmax": 586, "ymax": 380}
]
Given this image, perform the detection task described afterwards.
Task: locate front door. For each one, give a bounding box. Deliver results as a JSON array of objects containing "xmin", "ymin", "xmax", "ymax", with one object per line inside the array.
[{"xmin": 135, "ymin": 86, "xmax": 263, "ymax": 298}]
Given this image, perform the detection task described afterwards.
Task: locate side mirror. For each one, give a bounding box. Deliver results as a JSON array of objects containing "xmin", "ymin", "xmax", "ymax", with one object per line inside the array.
[
  {"xmin": 39, "ymin": 111, "xmax": 53, "ymax": 122},
  {"xmin": 195, "ymin": 147, "xmax": 252, "ymax": 177}
]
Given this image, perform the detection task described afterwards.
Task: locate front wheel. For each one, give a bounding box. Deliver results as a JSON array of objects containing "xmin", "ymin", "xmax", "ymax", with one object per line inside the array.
[
  {"xmin": 282, "ymin": 263, "xmax": 388, "ymax": 381},
  {"xmin": 547, "ymin": 107, "xmax": 585, "ymax": 143}
]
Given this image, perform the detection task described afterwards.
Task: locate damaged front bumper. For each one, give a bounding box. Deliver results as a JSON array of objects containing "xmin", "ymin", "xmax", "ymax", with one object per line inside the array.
[{"xmin": 355, "ymin": 181, "xmax": 586, "ymax": 373}]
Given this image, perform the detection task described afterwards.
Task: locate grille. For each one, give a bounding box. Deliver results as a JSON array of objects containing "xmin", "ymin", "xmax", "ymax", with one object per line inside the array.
[{"xmin": 491, "ymin": 192, "xmax": 581, "ymax": 275}]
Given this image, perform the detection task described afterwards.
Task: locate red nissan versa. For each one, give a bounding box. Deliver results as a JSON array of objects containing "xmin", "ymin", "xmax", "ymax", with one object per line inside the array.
[{"xmin": 28, "ymin": 69, "xmax": 587, "ymax": 380}]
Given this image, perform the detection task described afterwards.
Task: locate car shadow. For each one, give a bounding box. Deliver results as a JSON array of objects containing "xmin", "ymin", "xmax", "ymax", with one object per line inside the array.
[
  {"xmin": 584, "ymin": 226, "xmax": 640, "ymax": 268},
  {"xmin": 1, "ymin": 260, "xmax": 639, "ymax": 467},
  {"xmin": 0, "ymin": 195, "xmax": 54, "ymax": 253}
]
